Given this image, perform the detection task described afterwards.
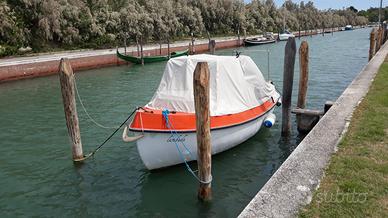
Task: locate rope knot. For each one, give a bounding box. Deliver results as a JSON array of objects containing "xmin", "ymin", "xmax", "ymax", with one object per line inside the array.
[{"xmin": 162, "ymin": 109, "xmax": 170, "ymax": 128}]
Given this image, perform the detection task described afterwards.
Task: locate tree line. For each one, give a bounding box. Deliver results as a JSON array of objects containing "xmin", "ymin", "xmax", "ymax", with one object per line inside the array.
[
  {"xmin": 356, "ymin": 6, "xmax": 388, "ymax": 23},
  {"xmin": 0, "ymin": 0, "xmax": 369, "ymax": 56}
]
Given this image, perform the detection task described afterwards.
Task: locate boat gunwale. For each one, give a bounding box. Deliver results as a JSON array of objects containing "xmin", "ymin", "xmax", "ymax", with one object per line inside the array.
[
  {"xmin": 129, "ymin": 101, "xmax": 277, "ymax": 133},
  {"xmin": 116, "ymin": 49, "xmax": 189, "ymax": 64}
]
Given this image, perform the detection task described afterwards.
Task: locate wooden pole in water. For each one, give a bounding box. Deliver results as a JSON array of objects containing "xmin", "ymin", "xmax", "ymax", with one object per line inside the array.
[
  {"xmin": 159, "ymin": 39, "xmax": 162, "ymax": 55},
  {"xmin": 136, "ymin": 37, "xmax": 140, "ymax": 57},
  {"xmin": 376, "ymin": 27, "xmax": 382, "ymax": 52},
  {"xmin": 140, "ymin": 36, "xmax": 144, "ymax": 65},
  {"xmin": 191, "ymin": 32, "xmax": 195, "ymax": 54},
  {"xmin": 297, "ymin": 41, "xmax": 309, "ymax": 109},
  {"xmin": 167, "ymin": 38, "xmax": 170, "ymax": 58},
  {"xmin": 193, "ymin": 62, "xmax": 212, "ymax": 202},
  {"xmin": 124, "ymin": 37, "xmax": 127, "ymax": 55},
  {"xmin": 281, "ymin": 37, "xmax": 296, "ymax": 136},
  {"xmin": 298, "ymin": 26, "xmax": 301, "ymax": 40},
  {"xmin": 58, "ymin": 59, "xmax": 84, "ymax": 162},
  {"xmin": 369, "ymin": 29, "xmax": 376, "ymax": 61},
  {"xmin": 379, "ymin": 27, "xmax": 384, "ymax": 50},
  {"xmin": 237, "ymin": 29, "xmax": 241, "ymax": 46},
  {"xmin": 209, "ymin": 40, "xmax": 216, "ymax": 54}
]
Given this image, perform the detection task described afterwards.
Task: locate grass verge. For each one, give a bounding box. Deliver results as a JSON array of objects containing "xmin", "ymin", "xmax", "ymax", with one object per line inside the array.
[{"xmin": 299, "ymin": 57, "xmax": 388, "ymax": 217}]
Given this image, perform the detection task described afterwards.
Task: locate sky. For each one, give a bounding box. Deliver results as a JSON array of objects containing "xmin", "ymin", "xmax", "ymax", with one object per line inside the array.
[{"xmin": 269, "ymin": 0, "xmax": 388, "ymax": 11}]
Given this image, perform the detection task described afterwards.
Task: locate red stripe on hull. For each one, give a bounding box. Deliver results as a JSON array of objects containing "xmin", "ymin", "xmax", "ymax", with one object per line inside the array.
[{"xmin": 129, "ymin": 99, "xmax": 275, "ymax": 132}]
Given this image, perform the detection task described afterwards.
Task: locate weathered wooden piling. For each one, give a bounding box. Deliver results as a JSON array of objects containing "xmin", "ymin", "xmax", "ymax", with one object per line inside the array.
[
  {"xmin": 294, "ymin": 40, "xmax": 321, "ymax": 133},
  {"xmin": 209, "ymin": 40, "xmax": 216, "ymax": 54},
  {"xmin": 298, "ymin": 27, "xmax": 301, "ymax": 39},
  {"xmin": 376, "ymin": 27, "xmax": 382, "ymax": 52},
  {"xmin": 136, "ymin": 37, "xmax": 140, "ymax": 57},
  {"xmin": 167, "ymin": 38, "xmax": 171, "ymax": 58},
  {"xmin": 369, "ymin": 29, "xmax": 376, "ymax": 61},
  {"xmin": 140, "ymin": 36, "xmax": 144, "ymax": 65},
  {"xmin": 191, "ymin": 32, "xmax": 195, "ymax": 54},
  {"xmin": 237, "ymin": 29, "xmax": 241, "ymax": 46},
  {"xmin": 193, "ymin": 62, "xmax": 212, "ymax": 201},
  {"xmin": 58, "ymin": 59, "xmax": 84, "ymax": 162},
  {"xmin": 124, "ymin": 38, "xmax": 127, "ymax": 55},
  {"xmin": 159, "ymin": 40, "xmax": 162, "ymax": 55},
  {"xmin": 297, "ymin": 41, "xmax": 309, "ymax": 109},
  {"xmin": 281, "ymin": 37, "xmax": 296, "ymax": 136}
]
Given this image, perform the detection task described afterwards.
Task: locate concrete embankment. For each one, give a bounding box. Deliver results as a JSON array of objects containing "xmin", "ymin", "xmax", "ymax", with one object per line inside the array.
[
  {"xmin": 238, "ymin": 40, "xmax": 388, "ymax": 217},
  {"xmin": 0, "ymin": 37, "xmax": 242, "ymax": 83}
]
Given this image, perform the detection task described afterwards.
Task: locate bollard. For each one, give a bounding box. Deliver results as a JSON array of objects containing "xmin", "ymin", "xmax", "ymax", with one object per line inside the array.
[
  {"xmin": 59, "ymin": 59, "xmax": 84, "ymax": 162},
  {"xmin": 193, "ymin": 62, "xmax": 212, "ymax": 201}
]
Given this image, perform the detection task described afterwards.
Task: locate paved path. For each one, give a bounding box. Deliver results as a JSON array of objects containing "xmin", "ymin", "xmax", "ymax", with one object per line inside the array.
[{"xmin": 0, "ymin": 36, "xmax": 242, "ymax": 67}]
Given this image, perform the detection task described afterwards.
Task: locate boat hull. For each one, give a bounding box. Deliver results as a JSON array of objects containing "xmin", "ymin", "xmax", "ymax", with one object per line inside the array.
[
  {"xmin": 279, "ymin": 34, "xmax": 295, "ymax": 41},
  {"xmin": 116, "ymin": 49, "xmax": 188, "ymax": 64},
  {"xmin": 133, "ymin": 108, "xmax": 274, "ymax": 170},
  {"xmin": 244, "ymin": 39, "xmax": 276, "ymax": 46}
]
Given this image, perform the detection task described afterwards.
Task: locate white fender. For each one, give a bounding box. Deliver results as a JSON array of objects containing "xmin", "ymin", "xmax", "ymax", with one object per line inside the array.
[{"xmin": 263, "ymin": 113, "xmax": 276, "ymax": 128}]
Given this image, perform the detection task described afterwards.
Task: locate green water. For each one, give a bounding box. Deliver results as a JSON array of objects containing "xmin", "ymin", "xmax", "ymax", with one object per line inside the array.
[{"xmin": 0, "ymin": 28, "xmax": 370, "ymax": 217}]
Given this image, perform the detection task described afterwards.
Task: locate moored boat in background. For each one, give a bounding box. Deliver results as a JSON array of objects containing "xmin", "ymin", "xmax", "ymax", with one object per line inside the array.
[
  {"xmin": 279, "ymin": 30, "xmax": 295, "ymax": 41},
  {"xmin": 116, "ymin": 49, "xmax": 188, "ymax": 64},
  {"xmin": 345, "ymin": 25, "xmax": 353, "ymax": 31},
  {"xmin": 244, "ymin": 33, "xmax": 276, "ymax": 46}
]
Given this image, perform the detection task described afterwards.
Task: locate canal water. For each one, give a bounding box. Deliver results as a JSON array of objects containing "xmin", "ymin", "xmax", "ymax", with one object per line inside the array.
[{"xmin": 0, "ymin": 28, "xmax": 370, "ymax": 217}]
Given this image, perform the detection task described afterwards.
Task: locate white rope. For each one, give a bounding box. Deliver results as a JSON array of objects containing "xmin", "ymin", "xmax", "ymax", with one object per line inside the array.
[
  {"xmin": 242, "ymin": 49, "xmax": 270, "ymax": 52},
  {"xmin": 73, "ymin": 75, "xmax": 120, "ymax": 129}
]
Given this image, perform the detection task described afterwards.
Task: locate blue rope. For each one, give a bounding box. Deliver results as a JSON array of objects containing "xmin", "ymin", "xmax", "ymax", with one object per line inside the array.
[{"xmin": 162, "ymin": 109, "xmax": 212, "ymax": 184}]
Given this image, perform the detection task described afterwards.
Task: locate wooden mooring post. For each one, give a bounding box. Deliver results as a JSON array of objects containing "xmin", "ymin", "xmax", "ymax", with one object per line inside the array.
[
  {"xmin": 369, "ymin": 28, "xmax": 376, "ymax": 61},
  {"xmin": 294, "ymin": 41, "xmax": 320, "ymax": 133},
  {"xmin": 281, "ymin": 37, "xmax": 296, "ymax": 136},
  {"xmin": 59, "ymin": 59, "xmax": 84, "ymax": 162},
  {"xmin": 190, "ymin": 32, "xmax": 196, "ymax": 54},
  {"xmin": 297, "ymin": 41, "xmax": 309, "ymax": 109},
  {"xmin": 209, "ymin": 40, "xmax": 216, "ymax": 54},
  {"xmin": 140, "ymin": 36, "xmax": 144, "ymax": 65},
  {"xmin": 376, "ymin": 27, "xmax": 382, "ymax": 52},
  {"xmin": 193, "ymin": 62, "xmax": 212, "ymax": 201}
]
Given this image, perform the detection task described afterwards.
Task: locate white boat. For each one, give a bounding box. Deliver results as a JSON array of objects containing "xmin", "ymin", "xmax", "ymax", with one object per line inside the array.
[
  {"xmin": 123, "ymin": 54, "xmax": 281, "ymax": 170},
  {"xmin": 345, "ymin": 25, "xmax": 353, "ymax": 31},
  {"xmin": 279, "ymin": 30, "xmax": 295, "ymax": 41}
]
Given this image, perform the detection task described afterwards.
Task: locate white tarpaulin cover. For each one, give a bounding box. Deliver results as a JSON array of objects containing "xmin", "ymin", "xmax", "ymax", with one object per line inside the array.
[{"xmin": 146, "ymin": 54, "xmax": 280, "ymax": 116}]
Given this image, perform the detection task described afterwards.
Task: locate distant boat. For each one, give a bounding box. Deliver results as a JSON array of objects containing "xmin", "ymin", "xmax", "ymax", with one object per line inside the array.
[
  {"xmin": 279, "ymin": 30, "xmax": 295, "ymax": 41},
  {"xmin": 244, "ymin": 33, "xmax": 276, "ymax": 46},
  {"xmin": 345, "ymin": 25, "xmax": 353, "ymax": 31},
  {"xmin": 116, "ymin": 49, "xmax": 188, "ymax": 64},
  {"xmin": 279, "ymin": 11, "xmax": 295, "ymax": 41}
]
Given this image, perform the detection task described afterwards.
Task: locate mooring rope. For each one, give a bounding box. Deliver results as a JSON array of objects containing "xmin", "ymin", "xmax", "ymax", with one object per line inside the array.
[
  {"xmin": 78, "ymin": 107, "xmax": 138, "ymax": 161},
  {"xmin": 162, "ymin": 109, "xmax": 212, "ymax": 184},
  {"xmin": 73, "ymin": 75, "xmax": 120, "ymax": 129}
]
